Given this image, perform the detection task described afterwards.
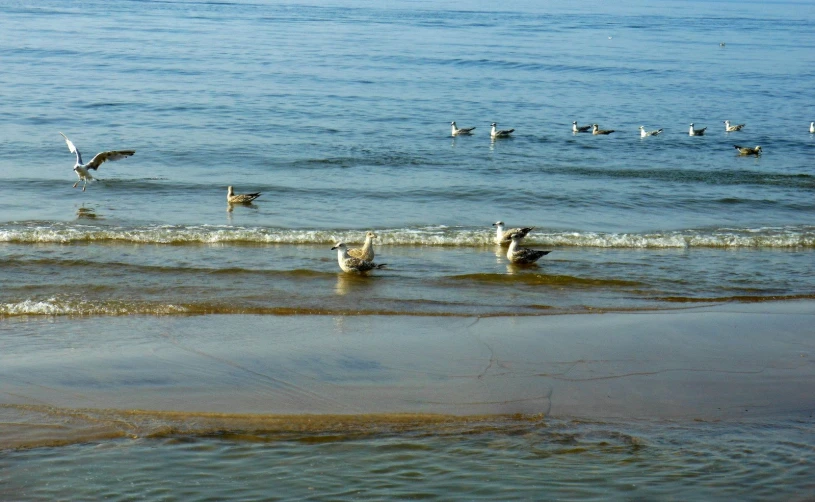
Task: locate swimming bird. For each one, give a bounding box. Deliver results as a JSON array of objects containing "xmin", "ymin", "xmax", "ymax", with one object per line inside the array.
[
  {"xmin": 227, "ymin": 186, "xmax": 261, "ymax": 204},
  {"xmin": 506, "ymin": 232, "xmax": 551, "ymax": 265},
  {"xmin": 347, "ymin": 231, "xmax": 377, "ymax": 261},
  {"xmin": 490, "ymin": 123, "xmax": 514, "ymax": 139},
  {"xmin": 331, "ymin": 242, "xmax": 386, "ymax": 273},
  {"xmin": 689, "ymin": 123, "xmax": 707, "ymax": 136},
  {"xmin": 639, "ymin": 126, "xmax": 663, "ymax": 137},
  {"xmin": 724, "ymin": 120, "xmax": 745, "ymax": 132},
  {"xmin": 451, "ymin": 121, "xmax": 476, "ymax": 136},
  {"xmin": 734, "ymin": 145, "xmax": 762, "ymax": 156},
  {"xmin": 493, "ymin": 221, "xmax": 533, "ymax": 245},
  {"xmin": 810, "ymin": 122, "xmax": 814, "ymax": 133},
  {"xmin": 59, "ymin": 132, "xmax": 135, "ymax": 191},
  {"xmin": 572, "ymin": 121, "xmax": 592, "ymax": 133},
  {"xmin": 592, "ymin": 124, "xmax": 615, "ymax": 135}
]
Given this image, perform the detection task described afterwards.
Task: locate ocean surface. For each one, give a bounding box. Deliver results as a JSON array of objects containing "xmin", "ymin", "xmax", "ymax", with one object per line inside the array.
[{"xmin": 1, "ymin": 0, "xmax": 814, "ymax": 499}]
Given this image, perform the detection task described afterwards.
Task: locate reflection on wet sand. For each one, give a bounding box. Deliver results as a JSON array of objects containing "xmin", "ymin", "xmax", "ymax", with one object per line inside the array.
[{"xmin": 76, "ymin": 205, "xmax": 100, "ymax": 220}]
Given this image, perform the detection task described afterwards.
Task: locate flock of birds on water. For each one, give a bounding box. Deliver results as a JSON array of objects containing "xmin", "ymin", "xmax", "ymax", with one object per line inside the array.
[{"xmin": 58, "ymin": 120, "xmax": 815, "ymax": 273}]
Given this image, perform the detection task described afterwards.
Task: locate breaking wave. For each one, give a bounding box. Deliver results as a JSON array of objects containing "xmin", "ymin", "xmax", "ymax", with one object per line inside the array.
[{"xmin": 1, "ymin": 222, "xmax": 814, "ymax": 248}]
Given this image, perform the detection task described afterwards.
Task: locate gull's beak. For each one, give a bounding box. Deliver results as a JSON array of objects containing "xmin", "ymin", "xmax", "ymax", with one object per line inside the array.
[{"xmin": 331, "ymin": 246, "xmax": 338, "ymax": 250}]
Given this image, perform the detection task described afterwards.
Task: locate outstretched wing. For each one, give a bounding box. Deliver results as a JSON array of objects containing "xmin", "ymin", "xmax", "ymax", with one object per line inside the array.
[
  {"xmin": 85, "ymin": 150, "xmax": 136, "ymax": 170},
  {"xmin": 59, "ymin": 132, "xmax": 83, "ymax": 165}
]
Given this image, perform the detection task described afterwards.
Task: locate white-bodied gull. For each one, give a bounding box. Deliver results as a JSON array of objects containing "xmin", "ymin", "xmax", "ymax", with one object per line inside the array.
[
  {"xmin": 724, "ymin": 120, "xmax": 745, "ymax": 132},
  {"xmin": 639, "ymin": 126, "xmax": 663, "ymax": 137},
  {"xmin": 331, "ymin": 242, "xmax": 386, "ymax": 274},
  {"xmin": 492, "ymin": 221, "xmax": 533, "ymax": 246},
  {"xmin": 572, "ymin": 121, "xmax": 592, "ymax": 133},
  {"xmin": 689, "ymin": 123, "xmax": 707, "ymax": 136},
  {"xmin": 451, "ymin": 121, "xmax": 476, "ymax": 136},
  {"xmin": 506, "ymin": 232, "xmax": 551, "ymax": 264},
  {"xmin": 490, "ymin": 123, "xmax": 514, "ymax": 139},
  {"xmin": 59, "ymin": 132, "xmax": 135, "ymax": 191}
]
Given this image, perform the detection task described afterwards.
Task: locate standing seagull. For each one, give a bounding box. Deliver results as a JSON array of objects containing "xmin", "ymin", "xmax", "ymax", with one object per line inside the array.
[
  {"xmin": 227, "ymin": 186, "xmax": 261, "ymax": 204},
  {"xmin": 451, "ymin": 121, "xmax": 476, "ymax": 136},
  {"xmin": 592, "ymin": 124, "xmax": 615, "ymax": 135},
  {"xmin": 59, "ymin": 132, "xmax": 135, "ymax": 191},
  {"xmin": 490, "ymin": 123, "xmax": 514, "ymax": 139},
  {"xmin": 689, "ymin": 123, "xmax": 707, "ymax": 136},
  {"xmin": 639, "ymin": 126, "xmax": 663, "ymax": 137},
  {"xmin": 724, "ymin": 120, "xmax": 745, "ymax": 132},
  {"xmin": 572, "ymin": 121, "xmax": 592, "ymax": 133},
  {"xmin": 347, "ymin": 231, "xmax": 377, "ymax": 261},
  {"xmin": 734, "ymin": 145, "xmax": 762, "ymax": 156},
  {"xmin": 492, "ymin": 221, "xmax": 533, "ymax": 245},
  {"xmin": 506, "ymin": 232, "xmax": 551, "ymax": 265},
  {"xmin": 331, "ymin": 242, "xmax": 386, "ymax": 274}
]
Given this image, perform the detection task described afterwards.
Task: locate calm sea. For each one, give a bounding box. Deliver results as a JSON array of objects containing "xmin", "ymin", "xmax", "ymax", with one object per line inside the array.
[{"xmin": 1, "ymin": 0, "xmax": 814, "ymax": 499}]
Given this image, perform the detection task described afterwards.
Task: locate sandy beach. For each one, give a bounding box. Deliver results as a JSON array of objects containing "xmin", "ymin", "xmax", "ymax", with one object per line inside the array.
[{"xmin": 2, "ymin": 301, "xmax": 813, "ymax": 449}]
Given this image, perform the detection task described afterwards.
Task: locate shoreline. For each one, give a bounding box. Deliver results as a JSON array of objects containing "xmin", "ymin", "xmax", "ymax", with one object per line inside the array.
[{"xmin": 2, "ymin": 301, "xmax": 814, "ymax": 448}]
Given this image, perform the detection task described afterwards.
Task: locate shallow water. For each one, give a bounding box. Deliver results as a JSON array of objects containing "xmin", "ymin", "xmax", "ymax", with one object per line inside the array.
[{"xmin": 2, "ymin": 0, "xmax": 814, "ymax": 499}]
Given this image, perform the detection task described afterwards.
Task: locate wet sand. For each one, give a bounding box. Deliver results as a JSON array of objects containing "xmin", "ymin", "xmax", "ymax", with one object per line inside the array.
[{"xmin": 2, "ymin": 302, "xmax": 814, "ymax": 448}]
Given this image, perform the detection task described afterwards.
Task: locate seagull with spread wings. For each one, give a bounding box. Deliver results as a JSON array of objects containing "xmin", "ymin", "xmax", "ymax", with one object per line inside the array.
[{"xmin": 60, "ymin": 132, "xmax": 135, "ymax": 191}]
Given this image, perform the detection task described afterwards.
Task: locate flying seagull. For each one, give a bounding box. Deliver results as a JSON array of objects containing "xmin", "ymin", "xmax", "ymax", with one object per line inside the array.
[
  {"xmin": 689, "ymin": 123, "xmax": 707, "ymax": 136},
  {"xmin": 490, "ymin": 123, "xmax": 514, "ymax": 139},
  {"xmin": 492, "ymin": 221, "xmax": 533, "ymax": 245},
  {"xmin": 506, "ymin": 232, "xmax": 552, "ymax": 264},
  {"xmin": 331, "ymin": 242, "xmax": 386, "ymax": 274},
  {"xmin": 639, "ymin": 126, "xmax": 663, "ymax": 137},
  {"xmin": 734, "ymin": 145, "xmax": 762, "ymax": 156},
  {"xmin": 59, "ymin": 132, "xmax": 135, "ymax": 191},
  {"xmin": 227, "ymin": 186, "xmax": 261, "ymax": 204},
  {"xmin": 451, "ymin": 121, "xmax": 476, "ymax": 136},
  {"xmin": 724, "ymin": 120, "xmax": 745, "ymax": 132}
]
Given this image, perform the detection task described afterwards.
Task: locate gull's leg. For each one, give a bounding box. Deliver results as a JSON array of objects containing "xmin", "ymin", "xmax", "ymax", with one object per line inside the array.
[{"xmin": 73, "ymin": 181, "xmax": 79, "ymax": 188}]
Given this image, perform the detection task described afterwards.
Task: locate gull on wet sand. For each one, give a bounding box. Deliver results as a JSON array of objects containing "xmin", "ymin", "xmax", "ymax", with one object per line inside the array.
[
  {"xmin": 490, "ymin": 123, "xmax": 514, "ymax": 139},
  {"xmin": 572, "ymin": 121, "xmax": 592, "ymax": 133},
  {"xmin": 227, "ymin": 186, "xmax": 261, "ymax": 204},
  {"xmin": 59, "ymin": 132, "xmax": 135, "ymax": 191},
  {"xmin": 639, "ymin": 126, "xmax": 663, "ymax": 137},
  {"xmin": 331, "ymin": 242, "xmax": 386, "ymax": 274},
  {"xmin": 506, "ymin": 232, "xmax": 551, "ymax": 265},
  {"xmin": 689, "ymin": 123, "xmax": 707, "ymax": 136},
  {"xmin": 493, "ymin": 221, "xmax": 533, "ymax": 245},
  {"xmin": 734, "ymin": 145, "xmax": 762, "ymax": 156},
  {"xmin": 451, "ymin": 121, "xmax": 476, "ymax": 136},
  {"xmin": 592, "ymin": 124, "xmax": 615, "ymax": 135},
  {"xmin": 724, "ymin": 120, "xmax": 745, "ymax": 132},
  {"xmin": 347, "ymin": 231, "xmax": 377, "ymax": 261}
]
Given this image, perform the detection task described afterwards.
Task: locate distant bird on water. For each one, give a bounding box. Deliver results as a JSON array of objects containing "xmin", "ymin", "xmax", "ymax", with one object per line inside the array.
[
  {"xmin": 689, "ymin": 123, "xmax": 707, "ymax": 136},
  {"xmin": 572, "ymin": 121, "xmax": 592, "ymax": 133},
  {"xmin": 490, "ymin": 123, "xmax": 514, "ymax": 139},
  {"xmin": 451, "ymin": 121, "xmax": 476, "ymax": 136},
  {"xmin": 724, "ymin": 120, "xmax": 745, "ymax": 132},
  {"xmin": 59, "ymin": 132, "xmax": 135, "ymax": 191},
  {"xmin": 506, "ymin": 232, "xmax": 551, "ymax": 265},
  {"xmin": 592, "ymin": 124, "xmax": 615, "ymax": 135},
  {"xmin": 734, "ymin": 145, "xmax": 762, "ymax": 156},
  {"xmin": 227, "ymin": 186, "xmax": 261, "ymax": 204},
  {"xmin": 810, "ymin": 122, "xmax": 814, "ymax": 133},
  {"xmin": 331, "ymin": 242, "xmax": 386, "ymax": 274},
  {"xmin": 493, "ymin": 221, "xmax": 533, "ymax": 246},
  {"xmin": 639, "ymin": 126, "xmax": 663, "ymax": 137}
]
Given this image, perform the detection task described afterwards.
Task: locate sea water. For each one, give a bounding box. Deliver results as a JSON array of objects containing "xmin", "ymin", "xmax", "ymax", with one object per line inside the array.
[{"xmin": 1, "ymin": 0, "xmax": 814, "ymax": 499}]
